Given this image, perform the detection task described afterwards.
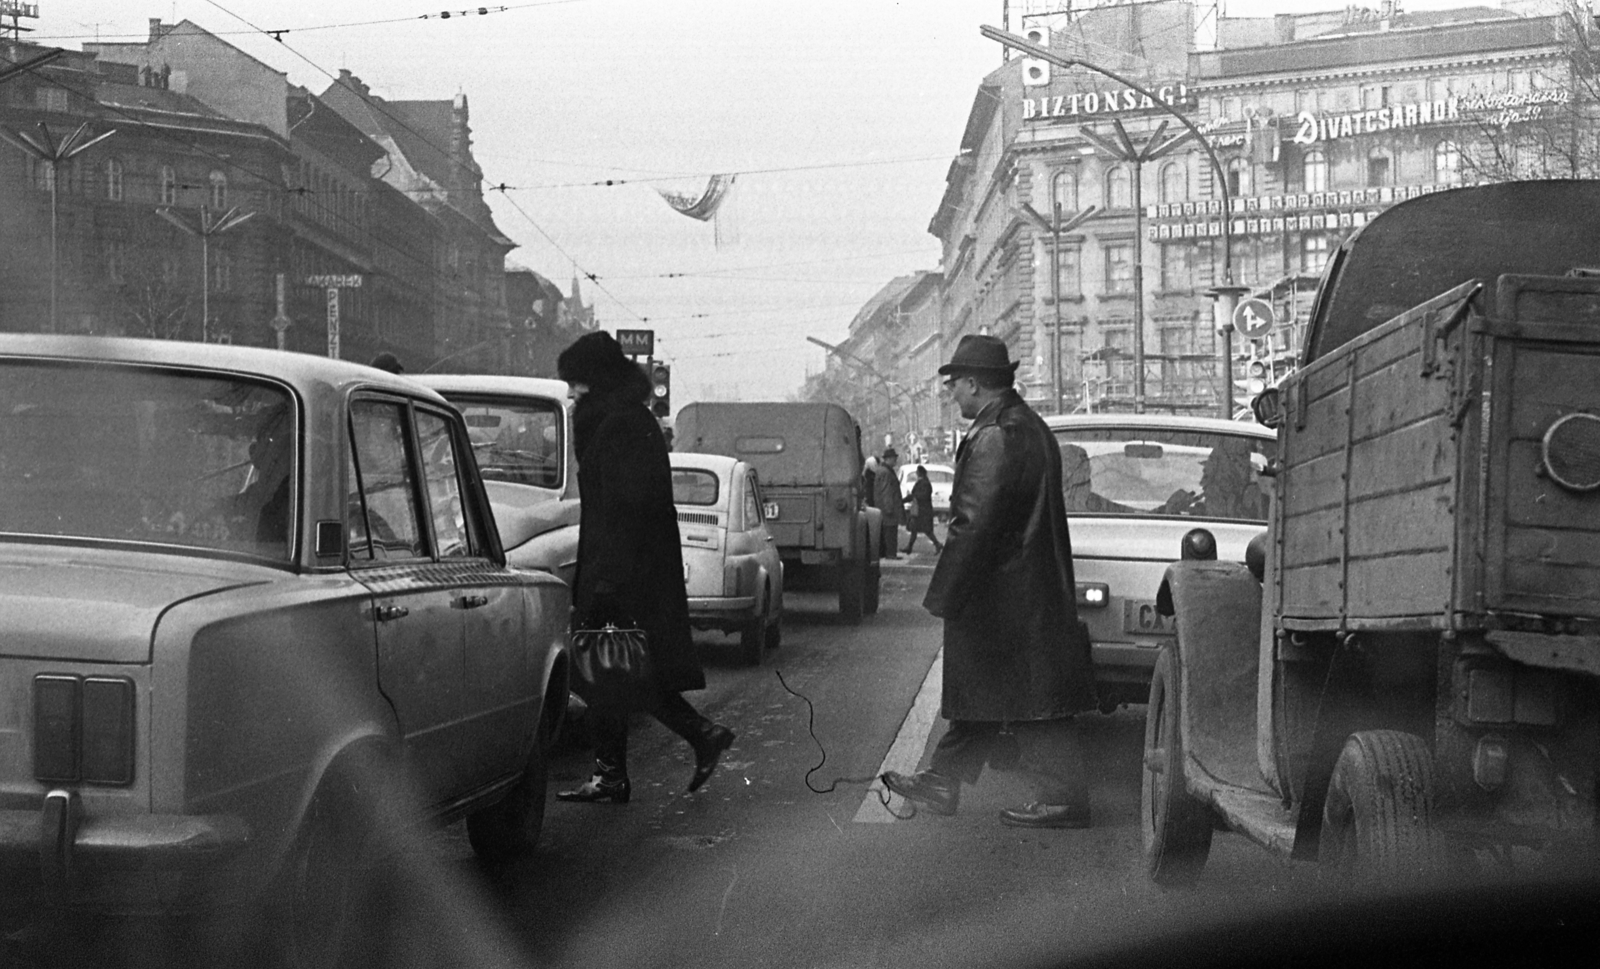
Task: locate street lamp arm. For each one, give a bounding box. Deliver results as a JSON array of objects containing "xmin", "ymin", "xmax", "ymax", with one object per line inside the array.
[{"xmin": 978, "ymin": 24, "xmax": 1233, "ymax": 284}]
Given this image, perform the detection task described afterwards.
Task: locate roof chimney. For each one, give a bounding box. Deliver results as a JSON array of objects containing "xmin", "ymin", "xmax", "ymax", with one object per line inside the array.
[
  {"xmin": 1274, "ymin": 13, "xmax": 1296, "ymax": 43},
  {"xmin": 148, "ymin": 18, "xmax": 164, "ymax": 43}
]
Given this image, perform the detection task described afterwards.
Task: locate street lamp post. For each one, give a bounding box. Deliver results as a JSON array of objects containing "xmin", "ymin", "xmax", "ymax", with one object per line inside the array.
[
  {"xmin": 158, "ymin": 205, "xmax": 255, "ymax": 343},
  {"xmin": 1018, "ymin": 202, "xmax": 1097, "ymax": 414},
  {"xmin": 979, "ymin": 26, "xmax": 1241, "ymax": 418},
  {"xmin": 806, "ymin": 335, "xmax": 917, "ymax": 442},
  {"xmin": 0, "ymin": 122, "xmax": 116, "ymax": 333}
]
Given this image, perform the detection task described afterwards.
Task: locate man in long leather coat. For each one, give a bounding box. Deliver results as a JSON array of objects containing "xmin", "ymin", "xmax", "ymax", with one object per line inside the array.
[{"xmin": 883, "ymin": 335, "xmax": 1098, "ymax": 828}]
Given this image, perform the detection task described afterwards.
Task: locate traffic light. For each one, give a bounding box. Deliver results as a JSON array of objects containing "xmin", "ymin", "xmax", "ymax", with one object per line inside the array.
[
  {"xmin": 1233, "ymin": 341, "xmax": 1268, "ymax": 420},
  {"xmin": 649, "ymin": 360, "xmax": 671, "ymax": 418}
]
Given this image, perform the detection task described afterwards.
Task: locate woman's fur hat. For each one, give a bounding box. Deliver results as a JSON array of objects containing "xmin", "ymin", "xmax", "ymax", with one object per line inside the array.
[{"xmin": 557, "ymin": 331, "xmax": 643, "ymax": 395}]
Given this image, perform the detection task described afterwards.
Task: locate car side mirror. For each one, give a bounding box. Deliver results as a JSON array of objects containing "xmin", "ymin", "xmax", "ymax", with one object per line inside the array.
[{"xmin": 1251, "ymin": 387, "xmax": 1285, "ymax": 430}]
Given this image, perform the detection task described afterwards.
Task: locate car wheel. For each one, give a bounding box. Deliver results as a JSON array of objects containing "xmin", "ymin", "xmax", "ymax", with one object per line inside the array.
[
  {"xmin": 271, "ymin": 774, "xmax": 370, "ymax": 969},
  {"xmin": 1141, "ymin": 645, "xmax": 1214, "ymax": 888},
  {"xmin": 467, "ymin": 733, "xmax": 549, "ymax": 864},
  {"xmin": 1320, "ymin": 730, "xmax": 1448, "ymax": 881},
  {"xmin": 764, "ymin": 612, "xmax": 782, "ymax": 652},
  {"xmin": 863, "ymin": 561, "xmax": 881, "ymax": 615},
  {"xmin": 739, "ymin": 611, "xmax": 765, "ymax": 667},
  {"xmin": 837, "ymin": 559, "xmax": 864, "ymax": 623}
]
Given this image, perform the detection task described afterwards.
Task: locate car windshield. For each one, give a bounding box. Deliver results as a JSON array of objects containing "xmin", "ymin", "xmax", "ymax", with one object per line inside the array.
[
  {"xmin": 1054, "ymin": 427, "xmax": 1274, "ymax": 522},
  {"xmin": 450, "ymin": 394, "xmax": 563, "ymax": 489},
  {"xmin": 0, "ymin": 359, "xmax": 294, "ymax": 560}
]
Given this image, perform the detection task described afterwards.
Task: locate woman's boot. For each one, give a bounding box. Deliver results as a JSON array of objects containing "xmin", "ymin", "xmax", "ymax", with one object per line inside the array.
[
  {"xmin": 688, "ymin": 724, "xmax": 736, "ymax": 792},
  {"xmin": 556, "ymin": 756, "xmax": 630, "ymax": 803}
]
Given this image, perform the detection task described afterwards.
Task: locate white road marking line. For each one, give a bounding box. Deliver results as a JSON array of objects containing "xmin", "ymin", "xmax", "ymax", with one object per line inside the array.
[{"xmin": 854, "ymin": 647, "xmax": 942, "ymax": 823}]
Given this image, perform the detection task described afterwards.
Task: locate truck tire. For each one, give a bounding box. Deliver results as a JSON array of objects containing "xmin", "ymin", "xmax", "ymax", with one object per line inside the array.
[
  {"xmin": 864, "ymin": 561, "xmax": 881, "ymax": 615},
  {"xmin": 467, "ymin": 731, "xmax": 549, "ymax": 863},
  {"xmin": 1141, "ymin": 645, "xmax": 1214, "ymax": 888},
  {"xmin": 1320, "ymin": 730, "xmax": 1447, "ymax": 881},
  {"xmin": 838, "ymin": 559, "xmax": 865, "ymax": 623}
]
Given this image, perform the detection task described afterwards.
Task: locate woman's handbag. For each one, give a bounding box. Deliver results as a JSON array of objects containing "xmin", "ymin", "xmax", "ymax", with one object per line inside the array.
[{"xmin": 570, "ymin": 623, "xmax": 655, "ymax": 712}]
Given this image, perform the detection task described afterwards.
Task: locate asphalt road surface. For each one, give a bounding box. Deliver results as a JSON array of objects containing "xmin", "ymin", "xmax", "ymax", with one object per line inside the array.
[{"xmin": 353, "ymin": 554, "xmax": 1323, "ymax": 969}]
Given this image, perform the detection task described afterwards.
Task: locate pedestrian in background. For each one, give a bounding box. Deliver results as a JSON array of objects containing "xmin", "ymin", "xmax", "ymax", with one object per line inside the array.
[
  {"xmin": 369, "ymin": 351, "xmax": 404, "ymax": 374},
  {"xmin": 882, "ymin": 334, "xmax": 1097, "ymax": 828},
  {"xmin": 553, "ymin": 331, "xmax": 736, "ymax": 804},
  {"xmin": 875, "ymin": 447, "xmax": 904, "ymax": 559},
  {"xmin": 901, "ymin": 464, "xmax": 942, "ymax": 555}
]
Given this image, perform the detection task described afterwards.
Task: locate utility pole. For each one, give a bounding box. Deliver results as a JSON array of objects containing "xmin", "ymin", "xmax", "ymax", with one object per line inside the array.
[
  {"xmin": 0, "ymin": 122, "xmax": 116, "ymax": 333},
  {"xmin": 1018, "ymin": 202, "xmax": 1098, "ymax": 414},
  {"xmin": 806, "ymin": 335, "xmax": 917, "ymax": 441},
  {"xmin": 158, "ymin": 205, "xmax": 255, "ymax": 343}
]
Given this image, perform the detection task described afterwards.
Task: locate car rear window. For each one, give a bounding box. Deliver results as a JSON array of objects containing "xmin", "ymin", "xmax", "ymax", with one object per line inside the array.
[
  {"xmin": 672, "ymin": 468, "xmax": 720, "ymax": 506},
  {"xmin": 446, "ymin": 394, "xmax": 563, "ymax": 489},
  {"xmin": 1053, "ymin": 427, "xmax": 1275, "ymax": 522},
  {"xmin": 0, "ymin": 359, "xmax": 296, "ymax": 560}
]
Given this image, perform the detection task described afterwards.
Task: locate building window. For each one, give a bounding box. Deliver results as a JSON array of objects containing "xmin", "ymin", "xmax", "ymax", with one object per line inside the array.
[
  {"xmin": 106, "ymin": 159, "xmax": 124, "ymax": 201},
  {"xmin": 208, "ymin": 170, "xmax": 227, "ymax": 209},
  {"xmin": 1367, "ymin": 148, "xmax": 1393, "ymax": 187},
  {"xmin": 1051, "ymin": 169, "xmax": 1078, "ymax": 213},
  {"xmin": 160, "ymin": 165, "xmax": 177, "ymax": 205},
  {"xmin": 1104, "ymin": 243, "xmax": 1133, "ymax": 294},
  {"xmin": 1434, "ymin": 140, "xmax": 1461, "ymax": 183},
  {"xmin": 1057, "ymin": 246, "xmax": 1081, "ymax": 297},
  {"xmin": 106, "ymin": 239, "xmax": 127, "ymax": 283},
  {"xmin": 29, "ymin": 157, "xmax": 53, "ymax": 192},
  {"xmin": 34, "ymin": 87, "xmax": 69, "ymax": 112},
  {"xmin": 1302, "ymin": 234, "xmax": 1331, "ymax": 274},
  {"xmin": 1226, "ymin": 157, "xmax": 1252, "ymax": 197},
  {"xmin": 1302, "ymin": 149, "xmax": 1328, "ymax": 193},
  {"xmin": 161, "ymin": 253, "xmax": 181, "ymax": 286},
  {"xmin": 1159, "ymin": 161, "xmax": 1186, "ymax": 204},
  {"xmin": 1106, "ymin": 166, "xmax": 1131, "ymax": 209},
  {"xmin": 1160, "ymin": 243, "xmax": 1193, "ymax": 292}
]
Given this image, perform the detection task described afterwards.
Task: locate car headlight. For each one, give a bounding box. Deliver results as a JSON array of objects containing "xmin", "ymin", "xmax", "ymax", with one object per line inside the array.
[{"xmin": 1076, "ymin": 582, "xmax": 1109, "ymax": 608}]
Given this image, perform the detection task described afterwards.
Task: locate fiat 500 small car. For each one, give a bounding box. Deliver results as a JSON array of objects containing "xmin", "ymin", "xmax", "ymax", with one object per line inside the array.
[
  {"xmin": 0, "ymin": 335, "xmax": 569, "ymax": 960},
  {"xmin": 670, "ymin": 452, "xmax": 784, "ymax": 667}
]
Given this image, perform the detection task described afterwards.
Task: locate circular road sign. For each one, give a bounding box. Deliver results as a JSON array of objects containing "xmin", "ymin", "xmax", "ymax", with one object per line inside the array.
[{"xmin": 1232, "ymin": 298, "xmax": 1276, "ymax": 339}]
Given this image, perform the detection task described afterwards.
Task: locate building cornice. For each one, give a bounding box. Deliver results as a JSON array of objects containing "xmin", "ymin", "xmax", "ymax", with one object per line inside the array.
[{"xmin": 1189, "ymin": 47, "xmax": 1565, "ymax": 94}]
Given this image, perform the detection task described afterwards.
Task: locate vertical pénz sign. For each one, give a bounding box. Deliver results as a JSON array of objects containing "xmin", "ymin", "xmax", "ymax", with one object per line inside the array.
[
  {"xmin": 615, "ymin": 329, "xmax": 654, "ymax": 357},
  {"xmin": 307, "ymin": 274, "xmax": 362, "ymax": 360}
]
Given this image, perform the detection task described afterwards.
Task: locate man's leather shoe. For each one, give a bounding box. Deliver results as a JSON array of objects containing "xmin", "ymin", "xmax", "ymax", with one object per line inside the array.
[
  {"xmin": 556, "ymin": 775, "xmax": 631, "ymax": 804},
  {"xmin": 998, "ymin": 801, "xmax": 1090, "ymax": 829},
  {"xmin": 881, "ymin": 770, "xmax": 959, "ymax": 816},
  {"xmin": 689, "ymin": 724, "xmax": 736, "ymax": 792}
]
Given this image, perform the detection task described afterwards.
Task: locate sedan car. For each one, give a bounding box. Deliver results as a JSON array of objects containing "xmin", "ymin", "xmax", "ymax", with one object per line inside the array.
[
  {"xmin": 411, "ymin": 375, "xmax": 579, "ymax": 585},
  {"xmin": 1046, "ymin": 413, "xmax": 1276, "ymax": 709},
  {"xmin": 898, "ymin": 462, "xmax": 954, "ymax": 519},
  {"xmin": 670, "ymin": 452, "xmax": 784, "ymax": 667},
  {"xmin": 0, "ymin": 335, "xmax": 570, "ymax": 962}
]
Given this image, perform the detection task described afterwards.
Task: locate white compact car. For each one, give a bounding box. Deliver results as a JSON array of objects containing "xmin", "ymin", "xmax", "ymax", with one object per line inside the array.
[
  {"xmin": 897, "ymin": 462, "xmax": 954, "ymax": 519},
  {"xmin": 670, "ymin": 452, "xmax": 784, "ymax": 667},
  {"xmin": 1046, "ymin": 413, "xmax": 1277, "ymax": 709}
]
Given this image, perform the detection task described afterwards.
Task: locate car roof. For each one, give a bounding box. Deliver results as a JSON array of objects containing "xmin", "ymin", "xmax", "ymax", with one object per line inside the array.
[
  {"xmin": 0, "ymin": 333, "xmax": 445, "ymax": 404},
  {"xmin": 670, "ymin": 451, "xmax": 741, "ymax": 477},
  {"xmin": 410, "ymin": 373, "xmax": 571, "ymax": 401},
  {"xmin": 1044, "ymin": 413, "xmax": 1275, "ymax": 439}
]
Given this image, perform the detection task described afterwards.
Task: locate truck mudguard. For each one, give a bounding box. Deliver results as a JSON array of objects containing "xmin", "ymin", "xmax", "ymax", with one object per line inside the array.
[{"xmin": 1157, "ymin": 561, "xmax": 1264, "ymax": 793}]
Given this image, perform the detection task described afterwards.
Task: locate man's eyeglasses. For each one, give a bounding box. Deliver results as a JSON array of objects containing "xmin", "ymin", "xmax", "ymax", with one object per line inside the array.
[{"xmin": 942, "ymin": 375, "xmax": 969, "ymax": 391}]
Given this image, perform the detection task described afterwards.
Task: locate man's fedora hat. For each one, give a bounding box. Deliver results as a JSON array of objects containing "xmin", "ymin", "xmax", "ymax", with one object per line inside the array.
[{"xmin": 938, "ymin": 334, "xmax": 1020, "ymax": 376}]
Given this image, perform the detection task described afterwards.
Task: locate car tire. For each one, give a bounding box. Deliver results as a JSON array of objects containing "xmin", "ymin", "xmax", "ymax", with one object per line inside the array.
[
  {"xmin": 863, "ymin": 561, "xmax": 881, "ymax": 615},
  {"xmin": 1320, "ymin": 730, "xmax": 1448, "ymax": 882},
  {"xmin": 1141, "ymin": 645, "xmax": 1214, "ymax": 888},
  {"xmin": 838, "ymin": 559, "xmax": 864, "ymax": 623},
  {"xmin": 466, "ymin": 733, "xmax": 549, "ymax": 864},
  {"xmin": 270, "ymin": 770, "xmax": 373, "ymax": 969},
  {"xmin": 764, "ymin": 612, "xmax": 782, "ymax": 651},
  {"xmin": 739, "ymin": 612, "xmax": 765, "ymax": 667}
]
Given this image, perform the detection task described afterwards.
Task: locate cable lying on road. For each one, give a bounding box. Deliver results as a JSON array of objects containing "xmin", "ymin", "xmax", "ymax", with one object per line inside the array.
[{"xmin": 774, "ymin": 670, "xmax": 915, "ymax": 820}]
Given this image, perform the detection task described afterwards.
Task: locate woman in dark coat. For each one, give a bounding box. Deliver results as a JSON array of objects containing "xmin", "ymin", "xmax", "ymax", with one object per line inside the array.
[
  {"xmin": 901, "ymin": 465, "xmax": 942, "ymax": 554},
  {"xmin": 554, "ymin": 332, "xmax": 735, "ymax": 804}
]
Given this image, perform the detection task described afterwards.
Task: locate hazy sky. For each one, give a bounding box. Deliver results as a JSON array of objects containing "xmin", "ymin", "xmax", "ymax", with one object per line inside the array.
[{"xmin": 27, "ymin": 0, "xmax": 1490, "ymax": 400}]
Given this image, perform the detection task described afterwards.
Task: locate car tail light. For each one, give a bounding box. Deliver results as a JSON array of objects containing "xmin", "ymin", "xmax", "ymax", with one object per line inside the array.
[{"xmin": 33, "ymin": 675, "xmax": 135, "ymax": 786}]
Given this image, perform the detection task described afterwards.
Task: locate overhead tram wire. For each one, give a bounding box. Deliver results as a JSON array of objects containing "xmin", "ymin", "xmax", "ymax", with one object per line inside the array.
[
  {"xmin": 494, "ymin": 153, "xmax": 953, "ymax": 191},
  {"xmin": 195, "ymin": 0, "xmax": 644, "ymax": 325},
  {"xmin": 30, "ymin": 2, "xmax": 585, "ymax": 43}
]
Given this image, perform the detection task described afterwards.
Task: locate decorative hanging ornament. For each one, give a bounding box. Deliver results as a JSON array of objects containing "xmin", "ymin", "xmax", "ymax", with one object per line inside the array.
[{"xmin": 657, "ymin": 173, "xmax": 737, "ymax": 222}]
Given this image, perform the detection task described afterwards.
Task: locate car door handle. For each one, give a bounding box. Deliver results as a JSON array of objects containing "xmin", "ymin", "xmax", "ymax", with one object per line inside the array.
[
  {"xmin": 455, "ymin": 594, "xmax": 490, "ymax": 609},
  {"xmin": 374, "ymin": 604, "xmax": 410, "ymax": 622}
]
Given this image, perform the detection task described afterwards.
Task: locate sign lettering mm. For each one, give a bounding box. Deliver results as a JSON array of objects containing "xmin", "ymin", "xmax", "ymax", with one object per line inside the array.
[{"xmin": 616, "ymin": 329, "xmax": 654, "ymax": 357}]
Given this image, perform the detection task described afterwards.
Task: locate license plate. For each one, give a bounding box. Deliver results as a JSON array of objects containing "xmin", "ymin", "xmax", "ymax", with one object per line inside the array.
[{"xmin": 1123, "ymin": 599, "xmax": 1176, "ymax": 637}]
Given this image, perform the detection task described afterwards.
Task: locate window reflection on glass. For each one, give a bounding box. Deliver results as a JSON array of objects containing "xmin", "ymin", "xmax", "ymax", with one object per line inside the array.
[
  {"xmin": 672, "ymin": 469, "xmax": 720, "ymax": 506},
  {"xmin": 1056, "ymin": 428, "xmax": 1275, "ymax": 521},
  {"xmin": 349, "ymin": 401, "xmax": 425, "ymax": 559},
  {"xmin": 417, "ymin": 411, "xmax": 471, "ymax": 558},
  {"xmin": 455, "ymin": 397, "xmax": 562, "ymax": 488},
  {"xmin": 0, "ymin": 362, "xmax": 294, "ymax": 559}
]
